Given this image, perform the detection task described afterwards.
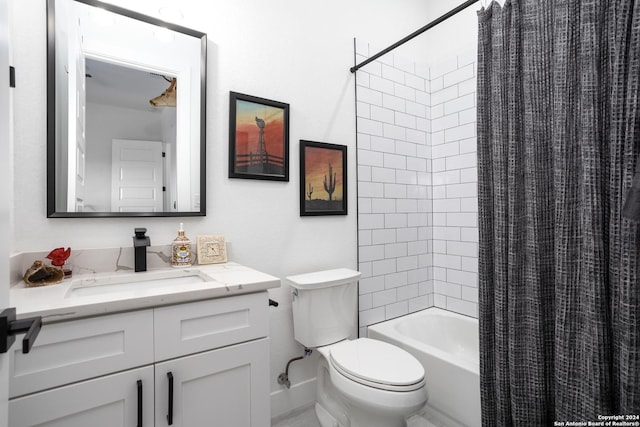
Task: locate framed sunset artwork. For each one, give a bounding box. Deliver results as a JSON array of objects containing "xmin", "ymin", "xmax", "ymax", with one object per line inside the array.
[
  {"xmin": 300, "ymin": 140, "xmax": 347, "ymax": 216},
  {"xmin": 229, "ymin": 92, "xmax": 290, "ymax": 181}
]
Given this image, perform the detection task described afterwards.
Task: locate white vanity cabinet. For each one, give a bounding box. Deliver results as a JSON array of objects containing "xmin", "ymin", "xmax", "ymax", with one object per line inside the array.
[
  {"xmin": 8, "ymin": 291, "xmax": 271, "ymax": 427},
  {"xmin": 152, "ymin": 292, "xmax": 270, "ymax": 427}
]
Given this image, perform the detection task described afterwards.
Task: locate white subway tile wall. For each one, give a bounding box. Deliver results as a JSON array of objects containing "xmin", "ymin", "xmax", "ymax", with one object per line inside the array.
[{"xmin": 356, "ymin": 41, "xmax": 478, "ymax": 331}]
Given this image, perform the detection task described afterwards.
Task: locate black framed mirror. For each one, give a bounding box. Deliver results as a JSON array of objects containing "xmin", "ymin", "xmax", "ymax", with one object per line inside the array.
[{"xmin": 47, "ymin": 0, "xmax": 206, "ymax": 217}]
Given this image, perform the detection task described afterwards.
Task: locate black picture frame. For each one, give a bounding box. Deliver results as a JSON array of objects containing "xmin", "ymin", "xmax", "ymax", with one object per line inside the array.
[
  {"xmin": 300, "ymin": 140, "xmax": 348, "ymax": 216},
  {"xmin": 229, "ymin": 92, "xmax": 289, "ymax": 181},
  {"xmin": 47, "ymin": 0, "xmax": 207, "ymax": 217}
]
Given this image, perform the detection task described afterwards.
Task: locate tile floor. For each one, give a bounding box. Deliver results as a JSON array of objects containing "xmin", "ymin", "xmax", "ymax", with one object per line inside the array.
[{"xmin": 272, "ymin": 405, "xmax": 447, "ymax": 427}]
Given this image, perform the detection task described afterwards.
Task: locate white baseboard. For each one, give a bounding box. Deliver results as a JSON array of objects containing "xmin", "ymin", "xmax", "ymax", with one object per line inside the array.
[{"xmin": 270, "ymin": 377, "xmax": 317, "ymax": 420}]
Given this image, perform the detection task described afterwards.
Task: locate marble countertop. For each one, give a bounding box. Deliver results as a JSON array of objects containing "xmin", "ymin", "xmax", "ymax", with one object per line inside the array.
[{"xmin": 10, "ymin": 262, "xmax": 281, "ymax": 323}]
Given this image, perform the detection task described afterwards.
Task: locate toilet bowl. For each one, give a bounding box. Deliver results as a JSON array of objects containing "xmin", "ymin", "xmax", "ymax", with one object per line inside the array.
[
  {"xmin": 286, "ymin": 268, "xmax": 428, "ymax": 427},
  {"xmin": 315, "ymin": 338, "xmax": 428, "ymax": 427}
]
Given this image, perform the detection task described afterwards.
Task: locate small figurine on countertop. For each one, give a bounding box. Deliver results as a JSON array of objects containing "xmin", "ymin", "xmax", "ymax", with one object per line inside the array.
[
  {"xmin": 23, "ymin": 260, "xmax": 64, "ymax": 287},
  {"xmin": 46, "ymin": 247, "xmax": 72, "ymax": 278},
  {"xmin": 171, "ymin": 223, "xmax": 193, "ymax": 268}
]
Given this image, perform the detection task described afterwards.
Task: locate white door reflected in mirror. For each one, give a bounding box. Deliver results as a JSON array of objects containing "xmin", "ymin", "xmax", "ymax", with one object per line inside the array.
[{"xmin": 111, "ymin": 139, "xmax": 164, "ymax": 213}]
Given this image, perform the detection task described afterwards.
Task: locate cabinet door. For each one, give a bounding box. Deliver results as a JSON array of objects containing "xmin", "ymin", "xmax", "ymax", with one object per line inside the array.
[
  {"xmin": 9, "ymin": 366, "xmax": 154, "ymax": 427},
  {"xmin": 155, "ymin": 338, "xmax": 270, "ymax": 427}
]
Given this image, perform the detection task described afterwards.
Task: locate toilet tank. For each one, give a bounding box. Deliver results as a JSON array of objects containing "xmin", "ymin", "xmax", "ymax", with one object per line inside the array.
[{"xmin": 285, "ymin": 268, "xmax": 361, "ymax": 348}]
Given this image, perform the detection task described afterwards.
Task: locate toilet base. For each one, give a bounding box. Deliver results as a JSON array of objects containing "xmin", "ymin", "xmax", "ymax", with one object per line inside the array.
[
  {"xmin": 315, "ymin": 352, "xmax": 426, "ymax": 427},
  {"xmin": 315, "ymin": 401, "xmax": 410, "ymax": 427},
  {"xmin": 315, "ymin": 403, "xmax": 339, "ymax": 427}
]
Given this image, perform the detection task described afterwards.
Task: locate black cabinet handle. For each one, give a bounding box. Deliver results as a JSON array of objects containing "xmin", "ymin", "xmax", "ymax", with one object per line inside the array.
[
  {"xmin": 137, "ymin": 380, "xmax": 142, "ymax": 427},
  {"xmin": 268, "ymin": 299, "xmax": 279, "ymax": 307},
  {"xmin": 166, "ymin": 372, "xmax": 174, "ymax": 425},
  {"xmin": 17, "ymin": 316, "xmax": 41, "ymax": 354},
  {"xmin": 0, "ymin": 308, "xmax": 42, "ymax": 354}
]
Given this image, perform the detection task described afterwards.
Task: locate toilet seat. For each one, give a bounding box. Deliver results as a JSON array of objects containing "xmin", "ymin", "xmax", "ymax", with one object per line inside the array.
[{"xmin": 328, "ymin": 338, "xmax": 425, "ymax": 392}]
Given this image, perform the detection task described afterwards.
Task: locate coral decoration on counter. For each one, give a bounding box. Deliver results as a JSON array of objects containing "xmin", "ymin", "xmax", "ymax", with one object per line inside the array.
[{"xmin": 46, "ymin": 247, "xmax": 71, "ymax": 267}]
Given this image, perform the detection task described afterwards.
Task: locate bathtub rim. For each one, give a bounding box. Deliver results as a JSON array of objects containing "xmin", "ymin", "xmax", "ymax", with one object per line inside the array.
[{"xmin": 366, "ymin": 307, "xmax": 479, "ymax": 376}]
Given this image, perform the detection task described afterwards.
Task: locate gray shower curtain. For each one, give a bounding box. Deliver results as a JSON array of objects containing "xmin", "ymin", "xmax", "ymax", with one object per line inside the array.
[{"xmin": 477, "ymin": 0, "xmax": 640, "ymax": 425}]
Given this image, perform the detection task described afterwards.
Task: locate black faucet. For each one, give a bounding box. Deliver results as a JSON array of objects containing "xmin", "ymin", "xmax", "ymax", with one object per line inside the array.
[{"xmin": 133, "ymin": 228, "xmax": 151, "ymax": 272}]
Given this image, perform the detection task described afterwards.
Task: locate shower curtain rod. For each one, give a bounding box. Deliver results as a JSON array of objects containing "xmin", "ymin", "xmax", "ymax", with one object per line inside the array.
[{"xmin": 350, "ymin": 0, "xmax": 480, "ymax": 73}]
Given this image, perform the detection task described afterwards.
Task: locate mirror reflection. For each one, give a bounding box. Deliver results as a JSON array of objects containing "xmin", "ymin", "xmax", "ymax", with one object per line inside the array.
[{"xmin": 48, "ymin": 0, "xmax": 206, "ymax": 217}]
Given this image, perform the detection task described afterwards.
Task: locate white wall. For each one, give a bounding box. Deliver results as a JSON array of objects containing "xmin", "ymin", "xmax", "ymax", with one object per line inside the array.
[
  {"xmin": 355, "ymin": 41, "xmax": 434, "ymax": 333},
  {"xmin": 356, "ymin": 1, "xmax": 481, "ymax": 322},
  {"xmin": 424, "ymin": 0, "xmax": 480, "ymax": 317},
  {"xmin": 1, "ymin": 0, "xmax": 10, "ymax": 421},
  {"xmin": 421, "ymin": 0, "xmax": 480, "ymax": 60},
  {"xmin": 429, "ymin": 51, "xmax": 479, "ymax": 317},
  {"xmin": 381, "ymin": 0, "xmax": 481, "ymax": 72},
  {"xmin": 8, "ymin": 0, "xmax": 438, "ymax": 419}
]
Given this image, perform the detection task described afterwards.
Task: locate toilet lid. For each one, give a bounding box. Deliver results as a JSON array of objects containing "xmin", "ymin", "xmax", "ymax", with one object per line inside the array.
[{"xmin": 329, "ymin": 338, "xmax": 425, "ymax": 390}]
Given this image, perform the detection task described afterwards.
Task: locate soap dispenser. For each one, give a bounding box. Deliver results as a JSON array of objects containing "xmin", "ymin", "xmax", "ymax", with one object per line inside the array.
[{"xmin": 171, "ymin": 223, "xmax": 193, "ymax": 268}]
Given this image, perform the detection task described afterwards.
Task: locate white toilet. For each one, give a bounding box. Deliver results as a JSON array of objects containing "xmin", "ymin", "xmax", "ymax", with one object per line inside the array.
[{"xmin": 285, "ymin": 268, "xmax": 428, "ymax": 427}]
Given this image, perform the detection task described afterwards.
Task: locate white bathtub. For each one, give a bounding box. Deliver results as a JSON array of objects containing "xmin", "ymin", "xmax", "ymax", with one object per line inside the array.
[{"xmin": 367, "ymin": 308, "xmax": 480, "ymax": 427}]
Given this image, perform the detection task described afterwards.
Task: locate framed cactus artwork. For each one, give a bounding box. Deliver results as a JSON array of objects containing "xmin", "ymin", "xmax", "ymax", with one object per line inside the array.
[{"xmin": 300, "ymin": 140, "xmax": 347, "ymax": 216}]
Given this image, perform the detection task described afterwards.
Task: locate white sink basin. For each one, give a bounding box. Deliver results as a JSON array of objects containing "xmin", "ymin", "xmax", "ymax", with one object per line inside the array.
[{"xmin": 66, "ymin": 269, "xmax": 214, "ymax": 298}]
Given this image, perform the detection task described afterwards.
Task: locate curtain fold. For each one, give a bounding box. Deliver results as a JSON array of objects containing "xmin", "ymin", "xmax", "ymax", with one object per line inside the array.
[{"xmin": 478, "ymin": 0, "xmax": 640, "ymax": 424}]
